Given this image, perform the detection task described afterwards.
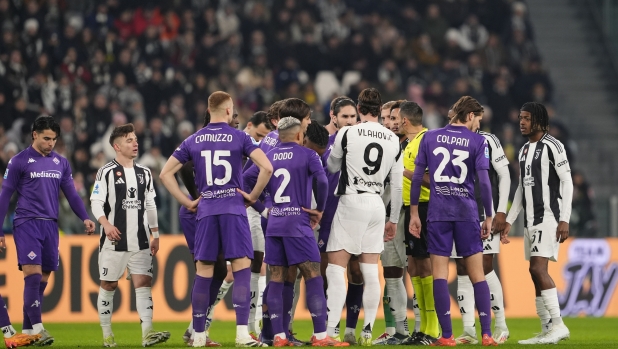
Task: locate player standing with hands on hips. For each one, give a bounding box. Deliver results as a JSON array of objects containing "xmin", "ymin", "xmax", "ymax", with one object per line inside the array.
[
  {"xmin": 408, "ymin": 96, "xmax": 498, "ymax": 346},
  {"xmin": 0, "ymin": 115, "xmax": 96, "ymax": 346}
]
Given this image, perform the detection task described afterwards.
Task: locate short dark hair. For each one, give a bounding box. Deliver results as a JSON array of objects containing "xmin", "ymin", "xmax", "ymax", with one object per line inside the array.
[
  {"xmin": 31, "ymin": 115, "xmax": 60, "ymax": 139},
  {"xmin": 358, "ymin": 88, "xmax": 382, "ymax": 117},
  {"xmin": 203, "ymin": 109, "xmax": 211, "ymax": 127},
  {"xmin": 267, "ymin": 100, "xmax": 285, "ymax": 121},
  {"xmin": 279, "ymin": 98, "xmax": 310, "ymax": 122},
  {"xmin": 249, "ymin": 111, "xmax": 274, "ymax": 131},
  {"xmin": 109, "ymin": 123, "xmax": 136, "ymax": 147},
  {"xmin": 399, "ymin": 101, "xmax": 423, "ymax": 126},
  {"xmin": 520, "ymin": 102, "xmax": 549, "ymax": 133},
  {"xmin": 389, "ymin": 99, "xmax": 406, "ymax": 114},
  {"xmin": 330, "ymin": 96, "xmax": 356, "ymax": 115},
  {"xmin": 452, "ymin": 96, "xmax": 483, "ymax": 124},
  {"xmin": 305, "ymin": 121, "xmax": 329, "ymax": 149}
]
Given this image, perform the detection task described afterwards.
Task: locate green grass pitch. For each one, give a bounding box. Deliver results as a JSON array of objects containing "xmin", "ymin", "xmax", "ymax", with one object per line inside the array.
[{"xmin": 22, "ymin": 318, "xmax": 618, "ymax": 348}]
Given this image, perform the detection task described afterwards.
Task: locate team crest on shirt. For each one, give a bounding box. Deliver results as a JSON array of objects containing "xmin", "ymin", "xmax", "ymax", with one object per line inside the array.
[
  {"xmin": 535, "ymin": 149, "xmax": 541, "ymax": 160},
  {"xmin": 137, "ymin": 173, "xmax": 144, "ymax": 184},
  {"xmin": 53, "ymin": 157, "xmax": 60, "ymax": 165}
]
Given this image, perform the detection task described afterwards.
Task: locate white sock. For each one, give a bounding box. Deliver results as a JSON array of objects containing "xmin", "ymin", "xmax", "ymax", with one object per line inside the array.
[
  {"xmin": 256, "ymin": 275, "xmax": 266, "ymax": 334},
  {"xmin": 326, "ymin": 264, "xmax": 347, "ymax": 332},
  {"xmin": 98, "ymin": 287, "xmax": 115, "ymax": 337},
  {"xmin": 187, "ymin": 319, "xmax": 193, "ymax": 331},
  {"xmin": 249, "ymin": 273, "xmax": 260, "ymax": 333},
  {"xmin": 385, "ymin": 277, "xmax": 409, "ymax": 335},
  {"xmin": 535, "ymin": 296, "xmax": 552, "ymax": 333},
  {"xmin": 541, "ymin": 288, "xmax": 563, "ymax": 326},
  {"xmin": 359, "ymin": 263, "xmax": 380, "ymax": 334},
  {"xmin": 485, "ymin": 270, "xmax": 507, "ymax": 329},
  {"xmin": 386, "ymin": 327, "xmax": 396, "ymax": 336},
  {"xmin": 135, "ymin": 287, "xmax": 153, "ymax": 337},
  {"xmin": 457, "ymin": 275, "xmax": 476, "ymax": 332},
  {"xmin": 32, "ymin": 323, "xmax": 44, "ymax": 334},
  {"xmin": 208, "ymin": 280, "xmax": 233, "ymax": 319},
  {"xmin": 412, "ymin": 294, "xmax": 420, "ymax": 333},
  {"xmin": 313, "ymin": 331, "xmax": 327, "ymax": 340},
  {"xmin": 289, "ymin": 275, "xmax": 302, "ymax": 331},
  {"xmin": 237, "ymin": 324, "xmax": 250, "ymax": 339},
  {"xmin": 1, "ymin": 325, "xmax": 17, "ymax": 338}
]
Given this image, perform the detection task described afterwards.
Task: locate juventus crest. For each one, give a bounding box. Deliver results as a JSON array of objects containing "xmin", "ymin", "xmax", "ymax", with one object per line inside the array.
[{"xmin": 137, "ymin": 173, "xmax": 144, "ymax": 184}]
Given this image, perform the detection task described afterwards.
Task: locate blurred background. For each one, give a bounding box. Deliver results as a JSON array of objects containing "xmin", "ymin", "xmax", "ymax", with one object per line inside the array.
[{"xmin": 0, "ymin": 0, "xmax": 616, "ymax": 238}]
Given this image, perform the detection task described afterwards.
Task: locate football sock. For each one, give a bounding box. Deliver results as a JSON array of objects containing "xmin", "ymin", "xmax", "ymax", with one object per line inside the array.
[
  {"xmin": 411, "ymin": 276, "xmax": 426, "ymax": 334},
  {"xmin": 385, "ymin": 277, "xmax": 409, "ymax": 335},
  {"xmin": 98, "ymin": 287, "xmax": 115, "ymax": 338},
  {"xmin": 359, "ymin": 263, "xmax": 379, "ymax": 334},
  {"xmin": 24, "ymin": 274, "xmax": 42, "ymax": 332},
  {"xmin": 457, "ymin": 275, "xmax": 476, "ymax": 334},
  {"xmin": 0, "ymin": 295, "xmax": 11, "ymax": 329},
  {"xmin": 261, "ymin": 284, "xmax": 273, "ymax": 340},
  {"xmin": 289, "ymin": 276, "xmax": 301, "ymax": 332},
  {"xmin": 305, "ymin": 276, "xmax": 327, "ymax": 335},
  {"xmin": 486, "ymin": 270, "xmax": 507, "ymax": 329},
  {"xmin": 283, "ymin": 281, "xmax": 294, "ymax": 334},
  {"xmin": 541, "ymin": 288, "xmax": 564, "ymax": 326},
  {"xmin": 473, "ymin": 281, "xmax": 492, "ymax": 337},
  {"xmin": 412, "ymin": 293, "xmax": 421, "ymax": 333},
  {"xmin": 249, "ymin": 272, "xmax": 260, "ymax": 333},
  {"xmin": 192, "ymin": 275, "xmax": 212, "ymax": 333},
  {"xmin": 257, "ymin": 275, "xmax": 266, "ymax": 334},
  {"xmin": 325, "ymin": 264, "xmax": 346, "ymax": 335},
  {"xmin": 536, "ymin": 296, "xmax": 552, "ymax": 333},
  {"xmin": 135, "ymin": 287, "xmax": 154, "ymax": 337},
  {"xmin": 382, "ymin": 286, "xmax": 396, "ymax": 333},
  {"xmin": 266, "ymin": 281, "xmax": 285, "ymax": 338},
  {"xmin": 422, "ymin": 275, "xmax": 440, "ymax": 338},
  {"xmin": 345, "ymin": 282, "xmax": 363, "ymax": 332},
  {"xmin": 433, "ymin": 278, "xmax": 452, "ymax": 339},
  {"xmin": 208, "ymin": 280, "xmax": 233, "ymax": 320},
  {"xmin": 232, "ymin": 268, "xmax": 251, "ymax": 329}
]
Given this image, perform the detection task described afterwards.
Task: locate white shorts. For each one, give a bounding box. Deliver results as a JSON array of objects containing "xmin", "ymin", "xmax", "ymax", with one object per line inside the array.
[
  {"xmin": 326, "ymin": 194, "xmax": 386, "ymax": 255},
  {"xmin": 450, "ymin": 229, "xmax": 500, "ymax": 258},
  {"xmin": 381, "ymin": 208, "xmax": 407, "ymax": 268},
  {"xmin": 99, "ymin": 248, "xmax": 152, "ymax": 281},
  {"xmin": 247, "ymin": 207, "xmax": 265, "ymax": 253},
  {"xmin": 525, "ymin": 219, "xmax": 560, "ymax": 262}
]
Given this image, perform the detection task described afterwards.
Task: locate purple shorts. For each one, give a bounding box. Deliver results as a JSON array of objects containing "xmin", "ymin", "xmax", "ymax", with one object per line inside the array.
[
  {"xmin": 427, "ymin": 221, "xmax": 482, "ymax": 257},
  {"xmin": 13, "ymin": 219, "xmax": 59, "ymax": 271},
  {"xmin": 264, "ymin": 235, "xmax": 320, "ymax": 267},
  {"xmin": 179, "ymin": 207, "xmax": 195, "ymax": 254},
  {"xmin": 194, "ymin": 214, "xmax": 253, "ymax": 262},
  {"xmin": 317, "ymin": 224, "xmax": 332, "ymax": 253}
]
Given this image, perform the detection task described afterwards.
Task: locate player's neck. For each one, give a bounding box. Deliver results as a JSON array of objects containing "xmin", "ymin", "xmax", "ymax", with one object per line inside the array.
[
  {"xmin": 527, "ymin": 131, "xmax": 544, "ymax": 143},
  {"xmin": 359, "ymin": 113, "xmax": 378, "ymax": 123},
  {"xmin": 209, "ymin": 115, "xmax": 228, "ymax": 124},
  {"xmin": 326, "ymin": 122, "xmax": 337, "ymax": 135},
  {"xmin": 31, "ymin": 145, "xmax": 49, "ymax": 157},
  {"xmin": 405, "ymin": 125, "xmax": 424, "ymax": 140},
  {"xmin": 115, "ymin": 156, "xmax": 134, "ymax": 168}
]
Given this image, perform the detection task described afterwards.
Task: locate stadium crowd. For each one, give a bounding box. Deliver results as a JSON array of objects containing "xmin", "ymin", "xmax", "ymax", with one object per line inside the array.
[{"xmin": 0, "ymin": 0, "xmax": 590, "ymax": 235}]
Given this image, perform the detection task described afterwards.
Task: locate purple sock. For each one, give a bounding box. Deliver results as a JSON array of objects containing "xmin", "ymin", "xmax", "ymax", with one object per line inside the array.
[
  {"xmin": 434, "ymin": 278, "xmax": 452, "ymax": 338},
  {"xmin": 473, "ymin": 281, "xmax": 492, "ymax": 337},
  {"xmin": 283, "ymin": 281, "xmax": 294, "ymax": 333},
  {"xmin": 192, "ymin": 275, "xmax": 213, "ymax": 332},
  {"xmin": 305, "ymin": 276, "xmax": 327, "ymax": 334},
  {"xmin": 23, "ymin": 274, "xmax": 42, "ymax": 326},
  {"xmin": 266, "ymin": 281, "xmax": 285, "ymax": 336},
  {"xmin": 0, "ymin": 296, "xmax": 10, "ymax": 328},
  {"xmin": 261, "ymin": 284, "xmax": 273, "ymax": 340},
  {"xmin": 232, "ymin": 268, "xmax": 251, "ymax": 326},
  {"xmin": 23, "ymin": 280, "xmax": 47, "ymax": 330},
  {"xmin": 345, "ymin": 283, "xmax": 363, "ymax": 329},
  {"xmin": 207, "ymin": 278, "xmax": 224, "ymax": 312}
]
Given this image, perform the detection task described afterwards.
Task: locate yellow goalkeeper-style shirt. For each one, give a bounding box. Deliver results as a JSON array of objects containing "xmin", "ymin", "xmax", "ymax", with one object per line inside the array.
[{"xmin": 403, "ymin": 128, "xmax": 430, "ymax": 205}]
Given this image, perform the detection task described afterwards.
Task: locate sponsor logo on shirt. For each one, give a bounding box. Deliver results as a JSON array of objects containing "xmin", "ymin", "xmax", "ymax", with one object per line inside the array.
[
  {"xmin": 269, "ymin": 206, "xmax": 301, "ymax": 217},
  {"xmin": 53, "ymin": 157, "xmax": 60, "ymax": 165},
  {"xmin": 495, "ymin": 155, "xmax": 506, "ymax": 162},
  {"xmin": 524, "ymin": 177, "xmax": 535, "ymax": 187},
  {"xmin": 121, "ymin": 198, "xmax": 142, "ymax": 210},
  {"xmin": 115, "ymin": 178, "xmax": 125, "ymax": 184},
  {"xmin": 30, "ymin": 170, "xmax": 61, "ymax": 179},
  {"xmin": 28, "ymin": 158, "xmax": 36, "ymax": 163},
  {"xmin": 201, "ymin": 188, "xmax": 237, "ymax": 199},
  {"xmin": 352, "ymin": 177, "xmax": 383, "ymax": 188},
  {"xmin": 557, "ymin": 160, "xmax": 568, "ymax": 167},
  {"xmin": 434, "ymin": 185, "xmax": 470, "ymax": 197}
]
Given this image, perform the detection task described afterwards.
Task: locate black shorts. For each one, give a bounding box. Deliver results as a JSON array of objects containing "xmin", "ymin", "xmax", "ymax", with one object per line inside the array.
[{"xmin": 405, "ymin": 202, "xmax": 430, "ymax": 258}]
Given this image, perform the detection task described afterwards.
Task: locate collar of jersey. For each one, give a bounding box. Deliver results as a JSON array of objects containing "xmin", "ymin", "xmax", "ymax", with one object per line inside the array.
[{"xmin": 28, "ymin": 145, "xmax": 50, "ymax": 157}]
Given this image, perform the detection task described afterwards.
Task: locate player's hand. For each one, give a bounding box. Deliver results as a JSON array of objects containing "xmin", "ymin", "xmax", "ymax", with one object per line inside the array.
[
  {"xmin": 481, "ymin": 216, "xmax": 493, "ymax": 240},
  {"xmin": 186, "ymin": 197, "xmax": 200, "ymax": 213},
  {"xmin": 384, "ymin": 221, "xmax": 397, "ymax": 242},
  {"xmin": 556, "ymin": 221, "xmax": 569, "ymax": 243},
  {"xmin": 103, "ymin": 223, "xmax": 122, "ymax": 241},
  {"xmin": 492, "ymin": 212, "xmax": 507, "ymax": 234},
  {"xmin": 84, "ymin": 219, "xmax": 96, "ymax": 235},
  {"xmin": 409, "ymin": 214, "xmax": 422, "ymax": 238},
  {"xmin": 236, "ymin": 188, "xmax": 257, "ymax": 206},
  {"xmin": 501, "ymin": 223, "xmax": 511, "ymax": 244},
  {"xmin": 302, "ymin": 207, "xmax": 323, "ymax": 229},
  {"xmin": 0, "ymin": 236, "xmax": 5, "ymax": 252},
  {"xmin": 150, "ymin": 237, "xmax": 160, "ymax": 256}
]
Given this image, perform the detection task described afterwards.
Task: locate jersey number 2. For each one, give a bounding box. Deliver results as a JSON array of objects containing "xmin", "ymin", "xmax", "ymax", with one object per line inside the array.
[
  {"xmin": 273, "ymin": 168, "xmax": 291, "ymax": 203},
  {"xmin": 201, "ymin": 150, "xmax": 231, "ymax": 185},
  {"xmin": 433, "ymin": 147, "xmax": 469, "ymax": 184}
]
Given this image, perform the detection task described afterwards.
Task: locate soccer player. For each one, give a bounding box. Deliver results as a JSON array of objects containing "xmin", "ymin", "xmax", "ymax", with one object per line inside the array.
[
  {"xmin": 319, "ymin": 97, "xmax": 363, "ymax": 345},
  {"xmin": 245, "ymin": 117, "xmax": 347, "ymax": 347},
  {"xmin": 0, "ymin": 293, "xmax": 41, "ymax": 348},
  {"xmin": 409, "ymin": 96, "xmax": 498, "ymax": 346},
  {"xmin": 245, "ymin": 111, "xmax": 275, "ymax": 144},
  {"xmin": 326, "ymin": 88, "xmax": 403, "ymax": 345},
  {"xmin": 90, "ymin": 123, "xmax": 171, "ymax": 347},
  {"xmin": 159, "ymin": 91, "xmax": 273, "ymax": 347},
  {"xmin": 501, "ymin": 102, "xmax": 572, "ymax": 345},
  {"xmin": 0, "ymin": 115, "xmax": 96, "ymax": 345},
  {"xmin": 447, "ymin": 107, "xmax": 511, "ymax": 344},
  {"xmin": 381, "ymin": 101, "xmax": 395, "ymax": 129}
]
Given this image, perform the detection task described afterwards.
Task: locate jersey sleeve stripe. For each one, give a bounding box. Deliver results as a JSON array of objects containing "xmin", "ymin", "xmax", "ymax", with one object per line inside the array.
[
  {"xmin": 480, "ymin": 131, "xmax": 501, "ymax": 149},
  {"xmin": 542, "ymin": 135, "xmax": 564, "ymax": 154},
  {"xmin": 96, "ymin": 162, "xmax": 116, "ymax": 181}
]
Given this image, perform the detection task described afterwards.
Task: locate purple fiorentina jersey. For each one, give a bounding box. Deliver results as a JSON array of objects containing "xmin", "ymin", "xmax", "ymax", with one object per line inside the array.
[
  {"xmin": 172, "ymin": 122, "xmax": 258, "ymax": 219},
  {"xmin": 416, "ymin": 124, "xmax": 490, "ymax": 222},
  {"xmin": 2, "ymin": 146, "xmax": 78, "ymax": 227},
  {"xmin": 320, "ymin": 133, "xmax": 340, "ymax": 228},
  {"xmin": 243, "ymin": 130, "xmax": 279, "ymax": 172},
  {"xmin": 249, "ymin": 142, "xmax": 324, "ymax": 238}
]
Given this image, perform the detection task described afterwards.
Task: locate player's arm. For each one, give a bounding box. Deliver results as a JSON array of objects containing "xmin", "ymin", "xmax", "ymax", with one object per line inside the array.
[
  {"xmin": 477, "ymin": 169, "xmax": 493, "ymax": 240},
  {"xmin": 178, "ymin": 161, "xmax": 199, "ymax": 200},
  {"xmin": 408, "ymin": 138, "xmax": 429, "ymax": 238},
  {"xmin": 549, "ymin": 143, "xmax": 573, "ymax": 243},
  {"xmin": 90, "ymin": 168, "xmax": 122, "ymax": 241},
  {"xmin": 242, "ymin": 164, "xmax": 268, "ymax": 216},
  {"xmin": 488, "ymin": 136, "xmax": 511, "ymax": 233},
  {"xmin": 60, "ymin": 162, "xmax": 95, "ymax": 233},
  {"xmin": 246, "ymin": 148, "xmax": 273, "ymax": 204},
  {"xmin": 160, "ymin": 156, "xmax": 198, "ymax": 209},
  {"xmin": 144, "ymin": 169, "xmax": 160, "ymax": 255},
  {"xmin": 385, "ymin": 152, "xmax": 404, "ymax": 241},
  {"xmin": 326, "ymin": 128, "xmax": 347, "ymax": 173},
  {"xmin": 0, "ymin": 160, "xmax": 20, "ymax": 249},
  {"xmin": 303, "ymin": 153, "xmax": 328, "ymax": 228},
  {"xmin": 503, "ymin": 182, "xmax": 523, "ymax": 244},
  {"xmin": 403, "ymin": 169, "xmax": 430, "ymax": 188}
]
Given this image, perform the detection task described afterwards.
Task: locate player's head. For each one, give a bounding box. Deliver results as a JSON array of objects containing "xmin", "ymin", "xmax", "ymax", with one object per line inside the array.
[
  {"xmin": 279, "ymin": 98, "xmax": 312, "ymax": 132},
  {"xmin": 389, "ymin": 100, "xmax": 406, "ymax": 136},
  {"xmin": 303, "ymin": 121, "xmax": 329, "ymax": 156},
  {"xmin": 357, "ymin": 88, "xmax": 382, "ymax": 121},
  {"xmin": 245, "ymin": 111, "xmax": 273, "ymax": 142},
  {"xmin": 277, "ymin": 117, "xmax": 303, "ymax": 145},
  {"xmin": 230, "ymin": 108, "xmax": 239, "ymax": 128},
  {"xmin": 330, "ymin": 96, "xmax": 357, "ymax": 130},
  {"xmin": 203, "ymin": 109, "xmax": 211, "ymax": 127},
  {"xmin": 399, "ymin": 101, "xmax": 423, "ymax": 132},
  {"xmin": 447, "ymin": 108, "xmax": 456, "ymax": 122},
  {"xmin": 109, "ymin": 123, "xmax": 138, "ymax": 159},
  {"xmin": 31, "ymin": 115, "xmax": 60, "ymax": 156},
  {"xmin": 519, "ymin": 102, "xmax": 549, "ymax": 137},
  {"xmin": 451, "ymin": 96, "xmax": 484, "ymax": 131},
  {"xmin": 207, "ymin": 91, "xmax": 234, "ymax": 123},
  {"xmin": 267, "ymin": 99, "xmax": 285, "ymax": 129},
  {"xmin": 381, "ymin": 101, "xmax": 396, "ymax": 129}
]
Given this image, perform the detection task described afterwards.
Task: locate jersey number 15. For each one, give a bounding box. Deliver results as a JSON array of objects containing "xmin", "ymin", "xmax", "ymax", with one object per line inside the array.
[{"xmin": 201, "ymin": 150, "xmax": 232, "ymax": 185}]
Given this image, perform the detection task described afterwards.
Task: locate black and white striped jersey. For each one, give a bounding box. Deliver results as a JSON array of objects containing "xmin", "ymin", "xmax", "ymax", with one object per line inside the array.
[
  {"xmin": 474, "ymin": 131, "xmax": 510, "ymax": 220},
  {"xmin": 90, "ymin": 160, "xmax": 157, "ymax": 251},
  {"xmin": 511, "ymin": 134, "xmax": 571, "ymax": 227}
]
